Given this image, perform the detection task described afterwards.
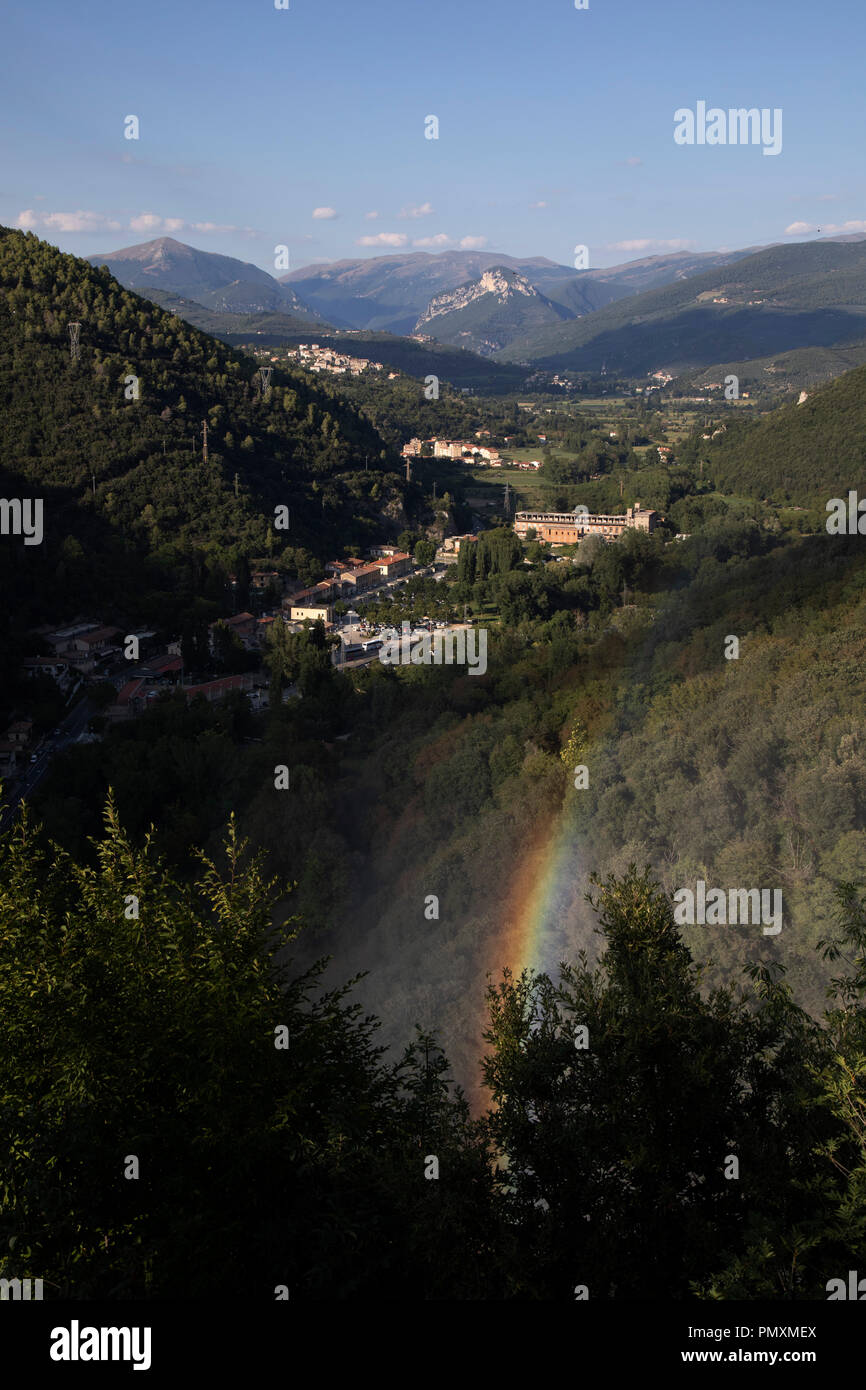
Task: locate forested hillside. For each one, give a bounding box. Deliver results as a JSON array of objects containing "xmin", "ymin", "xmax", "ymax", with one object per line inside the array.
[
  {"xmin": 0, "ymin": 227, "xmax": 404, "ymax": 657},
  {"xmin": 694, "ymin": 360, "xmax": 866, "ymax": 503}
]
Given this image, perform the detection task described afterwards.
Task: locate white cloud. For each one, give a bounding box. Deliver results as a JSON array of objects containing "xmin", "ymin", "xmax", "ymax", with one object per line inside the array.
[
  {"xmin": 609, "ymin": 238, "xmax": 692, "ymax": 253},
  {"xmin": 17, "ymin": 209, "xmax": 122, "ymax": 233},
  {"xmin": 529, "ymin": 200, "xmax": 547, "ymax": 209},
  {"xmin": 16, "ymin": 208, "xmax": 258, "ymax": 239},
  {"xmin": 399, "ymin": 201, "xmax": 434, "ymax": 219},
  {"xmin": 408, "ymin": 233, "xmax": 488, "ymax": 250},
  {"xmin": 129, "ymin": 212, "xmax": 163, "ymax": 233},
  {"xmin": 312, "ymin": 206, "xmax": 338, "ymax": 220},
  {"xmin": 624, "ymin": 157, "xmax": 643, "ymax": 167},
  {"xmin": 356, "ymin": 232, "xmax": 409, "ymax": 248},
  {"xmin": 190, "ymin": 221, "xmax": 255, "ymax": 235},
  {"xmin": 785, "ymin": 218, "xmax": 866, "ymax": 236},
  {"xmin": 365, "ymin": 210, "xmax": 379, "ymax": 219}
]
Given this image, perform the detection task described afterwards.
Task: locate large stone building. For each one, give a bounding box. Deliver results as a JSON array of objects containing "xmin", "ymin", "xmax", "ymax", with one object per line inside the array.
[{"xmin": 513, "ymin": 503, "xmax": 659, "ymax": 545}]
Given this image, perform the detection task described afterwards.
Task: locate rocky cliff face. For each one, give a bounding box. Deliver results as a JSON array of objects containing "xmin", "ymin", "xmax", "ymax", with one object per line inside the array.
[{"xmin": 416, "ymin": 267, "xmax": 539, "ymax": 326}]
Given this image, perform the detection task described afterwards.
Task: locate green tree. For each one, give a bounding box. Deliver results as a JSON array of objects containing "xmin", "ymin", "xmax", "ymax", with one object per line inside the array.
[
  {"xmin": 482, "ymin": 867, "xmax": 824, "ymax": 1300},
  {"xmin": 0, "ymin": 798, "xmax": 502, "ymax": 1299}
]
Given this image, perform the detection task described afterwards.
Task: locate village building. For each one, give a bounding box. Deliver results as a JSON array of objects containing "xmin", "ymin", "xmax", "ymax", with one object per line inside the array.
[
  {"xmin": 289, "ymin": 604, "xmax": 334, "ymax": 624},
  {"xmin": 0, "ymin": 740, "xmax": 20, "ymax": 776},
  {"xmin": 108, "ymin": 678, "xmax": 150, "ymax": 724},
  {"xmin": 207, "ymin": 612, "xmax": 258, "ymax": 655},
  {"xmin": 182, "ymin": 674, "xmax": 255, "ymax": 705},
  {"xmin": 250, "ymin": 570, "xmax": 283, "ymax": 593},
  {"xmin": 21, "ymin": 656, "xmax": 73, "ymax": 691},
  {"xmin": 337, "ymin": 563, "xmax": 382, "ymax": 595},
  {"xmin": 45, "ymin": 623, "xmax": 122, "ymax": 674},
  {"xmin": 326, "ymin": 557, "xmax": 367, "ymax": 575},
  {"xmin": 288, "ymin": 580, "xmax": 338, "ymax": 605},
  {"xmin": 376, "ymin": 551, "xmax": 412, "ymax": 580},
  {"xmin": 513, "ymin": 503, "xmax": 659, "ymax": 545},
  {"xmin": 441, "ymin": 534, "xmax": 478, "ymax": 554}
]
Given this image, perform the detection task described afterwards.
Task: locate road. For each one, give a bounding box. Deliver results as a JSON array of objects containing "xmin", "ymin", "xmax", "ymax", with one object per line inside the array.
[{"xmin": 0, "ymin": 693, "xmax": 94, "ymax": 832}]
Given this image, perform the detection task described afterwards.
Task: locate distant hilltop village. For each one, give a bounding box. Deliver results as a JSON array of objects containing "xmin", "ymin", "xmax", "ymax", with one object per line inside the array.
[
  {"xmin": 258, "ymin": 344, "xmax": 397, "ymax": 378},
  {"xmin": 513, "ymin": 503, "xmax": 659, "ymax": 544},
  {"xmin": 401, "ymin": 437, "xmax": 543, "ymax": 469}
]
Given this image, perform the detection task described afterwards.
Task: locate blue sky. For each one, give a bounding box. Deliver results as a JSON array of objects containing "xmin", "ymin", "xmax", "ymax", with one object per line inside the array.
[{"xmin": 1, "ymin": 0, "xmax": 864, "ymax": 272}]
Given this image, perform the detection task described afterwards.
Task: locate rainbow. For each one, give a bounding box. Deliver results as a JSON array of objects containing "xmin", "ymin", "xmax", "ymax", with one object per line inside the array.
[
  {"xmin": 491, "ymin": 806, "xmax": 581, "ymax": 983},
  {"xmin": 468, "ymin": 807, "xmax": 580, "ymax": 1112}
]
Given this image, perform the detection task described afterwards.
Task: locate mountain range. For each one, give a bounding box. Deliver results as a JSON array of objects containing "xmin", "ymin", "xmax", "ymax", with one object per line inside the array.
[
  {"xmin": 496, "ymin": 237, "xmax": 866, "ymax": 379},
  {"xmin": 281, "ymin": 246, "xmax": 761, "ymax": 336},
  {"xmin": 86, "ymin": 232, "xmax": 866, "ymax": 393},
  {"xmin": 87, "ymin": 237, "xmax": 767, "ymax": 362},
  {"xmin": 88, "ymin": 237, "xmax": 325, "ymax": 322}
]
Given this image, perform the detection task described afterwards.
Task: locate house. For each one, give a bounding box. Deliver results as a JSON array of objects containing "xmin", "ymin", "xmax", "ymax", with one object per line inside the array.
[
  {"xmin": 338, "ymin": 563, "xmax": 381, "ymax": 595},
  {"xmin": 47, "ymin": 624, "xmax": 121, "ymax": 673},
  {"xmin": 289, "ymin": 604, "xmax": 333, "ymax": 624},
  {"xmin": 21, "ymin": 657, "xmax": 73, "ymax": 691},
  {"xmin": 432, "ymin": 440, "xmax": 465, "ymax": 460},
  {"xmin": 137, "ymin": 654, "xmax": 182, "ymax": 682},
  {"xmin": 0, "ymin": 741, "xmax": 19, "ymax": 776},
  {"xmin": 326, "ymin": 557, "xmax": 367, "ymax": 575},
  {"xmin": 207, "ymin": 612, "xmax": 258, "ymax": 655},
  {"xmin": 441, "ymin": 534, "xmax": 477, "ymax": 554},
  {"xmin": 251, "ymin": 570, "xmax": 282, "ymax": 592},
  {"xmin": 376, "ymin": 552, "xmax": 412, "ymax": 579},
  {"xmin": 183, "ymin": 674, "xmax": 255, "ymax": 705},
  {"xmin": 287, "ymin": 580, "xmax": 337, "ymax": 605},
  {"xmin": 108, "ymin": 678, "xmax": 148, "ymax": 724},
  {"xmin": 6, "ymin": 720, "xmax": 33, "ymax": 748}
]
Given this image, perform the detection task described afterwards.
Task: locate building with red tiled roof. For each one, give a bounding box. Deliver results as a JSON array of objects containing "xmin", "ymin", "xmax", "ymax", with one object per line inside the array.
[
  {"xmin": 140, "ymin": 654, "xmax": 182, "ymax": 679},
  {"xmin": 338, "ymin": 563, "xmax": 381, "ymax": 594},
  {"xmin": 376, "ymin": 552, "xmax": 412, "ymax": 578},
  {"xmin": 183, "ymin": 674, "xmax": 254, "ymax": 704},
  {"xmin": 108, "ymin": 678, "xmax": 148, "ymax": 723},
  {"xmin": 285, "ymin": 580, "xmax": 337, "ymax": 606},
  {"xmin": 207, "ymin": 613, "xmax": 258, "ymax": 654}
]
